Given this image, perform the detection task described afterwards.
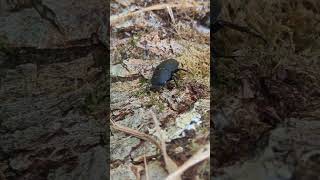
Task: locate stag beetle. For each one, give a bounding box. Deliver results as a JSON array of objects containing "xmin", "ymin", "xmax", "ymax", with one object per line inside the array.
[{"xmin": 150, "ymin": 59, "xmax": 187, "ymax": 91}]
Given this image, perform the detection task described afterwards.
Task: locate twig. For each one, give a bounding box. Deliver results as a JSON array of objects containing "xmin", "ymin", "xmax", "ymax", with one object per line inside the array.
[
  {"xmin": 112, "ymin": 124, "xmax": 145, "ymax": 144},
  {"xmin": 149, "ymin": 110, "xmax": 181, "ymax": 180},
  {"xmin": 165, "ymin": 143, "xmax": 210, "ymax": 180},
  {"xmin": 144, "ymin": 145, "xmax": 149, "ymax": 180},
  {"xmin": 131, "ymin": 165, "xmax": 144, "ymax": 180},
  {"xmin": 166, "ymin": 5, "xmax": 175, "ymax": 24},
  {"xmin": 111, "ymin": 112, "xmax": 209, "ymax": 180},
  {"xmin": 111, "ymin": 2, "xmax": 209, "ymax": 26},
  {"xmin": 110, "ymin": 120, "xmax": 161, "ymax": 149}
]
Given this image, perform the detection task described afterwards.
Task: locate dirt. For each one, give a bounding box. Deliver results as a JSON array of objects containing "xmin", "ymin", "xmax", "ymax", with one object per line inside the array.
[
  {"xmin": 212, "ymin": 0, "xmax": 320, "ymax": 179},
  {"xmin": 0, "ymin": 0, "xmax": 108, "ymax": 179}
]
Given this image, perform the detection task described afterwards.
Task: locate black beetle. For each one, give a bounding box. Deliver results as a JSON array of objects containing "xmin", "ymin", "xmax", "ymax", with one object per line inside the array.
[{"xmin": 150, "ymin": 59, "xmax": 186, "ymax": 91}]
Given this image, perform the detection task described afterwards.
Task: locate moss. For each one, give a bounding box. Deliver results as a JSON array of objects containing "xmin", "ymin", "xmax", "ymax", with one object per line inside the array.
[
  {"xmin": 176, "ymin": 41, "xmax": 210, "ymax": 87},
  {"xmin": 128, "ymin": 35, "xmax": 140, "ymax": 48},
  {"xmin": 133, "ymin": 88, "xmax": 147, "ymax": 98},
  {"xmin": 145, "ymin": 92, "xmax": 165, "ymax": 112},
  {"xmin": 138, "ymin": 77, "xmax": 148, "ymax": 86}
]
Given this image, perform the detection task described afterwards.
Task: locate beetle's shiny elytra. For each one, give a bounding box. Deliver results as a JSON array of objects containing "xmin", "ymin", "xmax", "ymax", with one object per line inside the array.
[{"xmin": 150, "ymin": 59, "xmax": 180, "ymax": 91}]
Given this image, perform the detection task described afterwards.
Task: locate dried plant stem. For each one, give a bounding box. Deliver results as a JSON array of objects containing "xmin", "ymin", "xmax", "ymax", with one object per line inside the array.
[
  {"xmin": 165, "ymin": 143, "xmax": 210, "ymax": 180},
  {"xmin": 144, "ymin": 146, "xmax": 149, "ymax": 180},
  {"xmin": 110, "ymin": 120, "xmax": 161, "ymax": 149},
  {"xmin": 111, "ymin": 1, "xmax": 209, "ymax": 26},
  {"xmin": 111, "ymin": 112, "xmax": 209, "ymax": 180},
  {"xmin": 150, "ymin": 110, "xmax": 181, "ymax": 180}
]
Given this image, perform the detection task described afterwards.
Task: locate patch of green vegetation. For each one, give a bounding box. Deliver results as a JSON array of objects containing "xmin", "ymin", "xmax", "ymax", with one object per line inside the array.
[
  {"xmin": 134, "ymin": 88, "xmax": 147, "ymax": 98},
  {"xmin": 128, "ymin": 32, "xmax": 142, "ymax": 48},
  {"xmin": 129, "ymin": 36, "xmax": 138, "ymax": 47},
  {"xmin": 132, "ymin": 78, "xmax": 150, "ymax": 97},
  {"xmin": 177, "ymin": 42, "xmax": 210, "ymax": 86},
  {"xmin": 145, "ymin": 92, "xmax": 165, "ymax": 112},
  {"xmin": 139, "ymin": 77, "xmax": 148, "ymax": 86},
  {"xmin": 157, "ymin": 101, "xmax": 165, "ymax": 112}
]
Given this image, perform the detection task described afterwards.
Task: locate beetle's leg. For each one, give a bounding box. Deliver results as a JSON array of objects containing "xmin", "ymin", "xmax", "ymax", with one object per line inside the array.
[
  {"xmin": 177, "ymin": 68, "xmax": 192, "ymax": 74},
  {"xmin": 171, "ymin": 74, "xmax": 179, "ymax": 87},
  {"xmin": 215, "ymin": 20, "xmax": 267, "ymax": 44}
]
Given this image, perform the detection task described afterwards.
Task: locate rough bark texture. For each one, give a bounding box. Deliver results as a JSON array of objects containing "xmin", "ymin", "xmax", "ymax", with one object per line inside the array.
[{"xmin": 0, "ymin": 0, "xmax": 108, "ymax": 179}]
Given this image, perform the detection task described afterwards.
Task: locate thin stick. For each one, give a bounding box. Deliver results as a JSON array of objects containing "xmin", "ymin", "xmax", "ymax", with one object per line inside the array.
[
  {"xmin": 111, "ymin": 2, "xmax": 209, "ymax": 26},
  {"xmin": 165, "ymin": 143, "xmax": 210, "ymax": 180},
  {"xmin": 110, "ymin": 120, "xmax": 161, "ymax": 149},
  {"xmin": 149, "ymin": 110, "xmax": 181, "ymax": 180},
  {"xmin": 166, "ymin": 5, "xmax": 176, "ymax": 24},
  {"xmin": 144, "ymin": 146, "xmax": 150, "ymax": 180}
]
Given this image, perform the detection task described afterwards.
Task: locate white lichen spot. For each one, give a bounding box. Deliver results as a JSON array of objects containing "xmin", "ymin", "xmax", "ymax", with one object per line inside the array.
[{"xmin": 165, "ymin": 108, "xmax": 202, "ymax": 142}]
